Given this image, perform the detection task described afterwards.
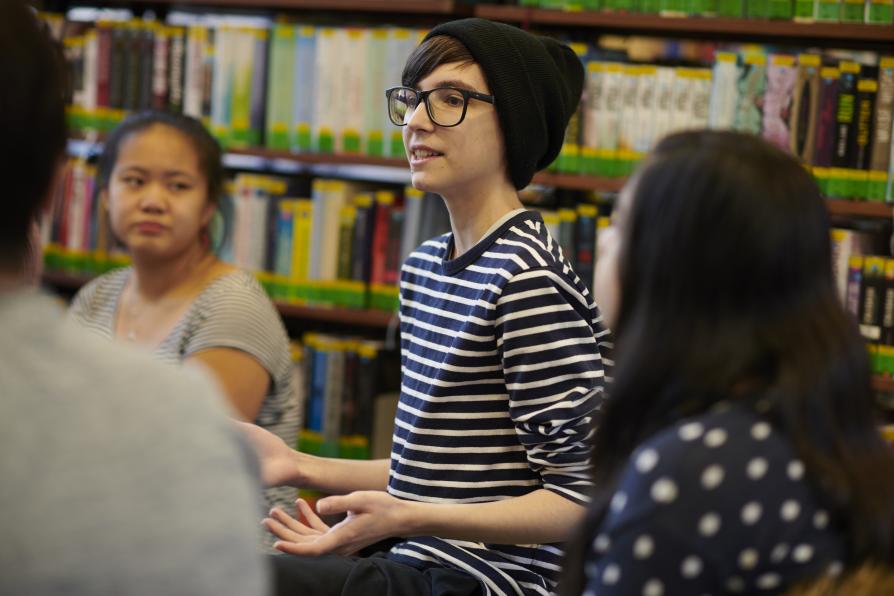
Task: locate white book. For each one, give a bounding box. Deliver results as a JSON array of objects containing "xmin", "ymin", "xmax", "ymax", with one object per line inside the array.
[
  {"xmin": 313, "ymin": 28, "xmax": 340, "ymax": 151},
  {"xmin": 597, "ymin": 63, "xmax": 622, "ymax": 154},
  {"xmin": 708, "ymin": 52, "xmax": 740, "ymax": 130},
  {"xmin": 183, "ymin": 25, "xmax": 207, "ymax": 118},
  {"xmin": 618, "ymin": 65, "xmax": 641, "ymax": 153},
  {"xmin": 341, "ymin": 28, "xmax": 368, "ymax": 153},
  {"xmin": 652, "ymin": 67, "xmax": 676, "ymax": 144},
  {"xmin": 582, "ymin": 61, "xmax": 604, "ymax": 154},
  {"xmin": 634, "ymin": 65, "xmax": 657, "ymax": 153},
  {"xmin": 83, "ymin": 29, "xmax": 98, "ymax": 112}
]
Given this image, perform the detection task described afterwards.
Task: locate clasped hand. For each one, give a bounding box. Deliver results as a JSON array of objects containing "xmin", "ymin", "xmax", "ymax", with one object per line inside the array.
[{"xmin": 264, "ymin": 491, "xmax": 413, "ymax": 557}]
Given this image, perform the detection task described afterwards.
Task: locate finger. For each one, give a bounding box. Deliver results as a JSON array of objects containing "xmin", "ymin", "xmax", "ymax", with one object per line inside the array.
[
  {"xmin": 269, "ymin": 507, "xmax": 320, "ymax": 536},
  {"xmin": 262, "ymin": 516, "xmax": 307, "ymax": 543},
  {"xmin": 317, "ymin": 494, "xmax": 356, "ymax": 516},
  {"xmin": 273, "ymin": 531, "xmax": 342, "ymax": 557},
  {"xmin": 296, "ymin": 499, "xmax": 330, "ymax": 533}
]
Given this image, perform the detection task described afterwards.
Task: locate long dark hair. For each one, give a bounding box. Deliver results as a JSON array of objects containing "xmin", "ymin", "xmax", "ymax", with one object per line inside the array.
[
  {"xmin": 561, "ymin": 130, "xmax": 894, "ymax": 594},
  {"xmin": 0, "ymin": 0, "xmax": 67, "ymax": 270},
  {"xmin": 97, "ymin": 110, "xmax": 223, "ymax": 205}
]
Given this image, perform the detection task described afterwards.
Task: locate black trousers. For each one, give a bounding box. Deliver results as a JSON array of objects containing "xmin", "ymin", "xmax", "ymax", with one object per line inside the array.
[{"xmin": 269, "ymin": 552, "xmax": 484, "ymax": 596}]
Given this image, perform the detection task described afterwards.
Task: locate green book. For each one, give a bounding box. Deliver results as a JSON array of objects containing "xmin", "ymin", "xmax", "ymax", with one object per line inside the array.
[{"xmin": 266, "ymin": 23, "xmax": 295, "ymax": 150}]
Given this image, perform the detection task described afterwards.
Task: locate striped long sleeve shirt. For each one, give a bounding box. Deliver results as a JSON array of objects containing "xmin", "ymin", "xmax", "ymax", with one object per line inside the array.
[{"xmin": 385, "ymin": 210, "xmax": 613, "ymax": 596}]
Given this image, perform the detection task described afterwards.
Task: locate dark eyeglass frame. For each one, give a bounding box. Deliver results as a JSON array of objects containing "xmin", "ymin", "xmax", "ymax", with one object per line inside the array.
[{"xmin": 385, "ymin": 86, "xmax": 496, "ymax": 128}]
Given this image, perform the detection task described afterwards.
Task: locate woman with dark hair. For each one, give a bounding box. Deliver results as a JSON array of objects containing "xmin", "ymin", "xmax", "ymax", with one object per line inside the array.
[
  {"xmin": 69, "ymin": 111, "xmax": 299, "ymax": 535},
  {"xmin": 561, "ymin": 130, "xmax": 894, "ymax": 595}
]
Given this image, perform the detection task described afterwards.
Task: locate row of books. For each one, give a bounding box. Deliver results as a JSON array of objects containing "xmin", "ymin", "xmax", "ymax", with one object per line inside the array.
[
  {"xmin": 572, "ymin": 54, "xmax": 894, "ymax": 202},
  {"xmin": 831, "ymin": 227, "xmax": 894, "ymax": 376},
  {"xmin": 517, "ymin": 0, "xmax": 893, "ymax": 23},
  {"xmin": 296, "ymin": 333, "xmax": 387, "ymax": 459},
  {"xmin": 42, "ymin": 154, "xmax": 618, "ymax": 307},
  {"xmin": 48, "ymin": 9, "xmax": 894, "ymax": 203},
  {"xmin": 44, "ymin": 11, "xmax": 422, "ymax": 159}
]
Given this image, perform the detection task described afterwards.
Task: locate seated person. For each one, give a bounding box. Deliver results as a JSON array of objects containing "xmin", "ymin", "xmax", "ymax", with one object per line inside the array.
[
  {"xmin": 242, "ymin": 17, "xmax": 613, "ymax": 596},
  {"xmin": 560, "ymin": 130, "xmax": 894, "ymax": 595},
  {"xmin": 1, "ymin": 3, "xmax": 270, "ymax": 593},
  {"xmin": 69, "ymin": 111, "xmax": 299, "ymax": 529}
]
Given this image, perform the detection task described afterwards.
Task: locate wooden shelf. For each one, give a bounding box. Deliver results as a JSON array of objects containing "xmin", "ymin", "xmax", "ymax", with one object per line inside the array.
[
  {"xmin": 41, "ymin": 269, "xmax": 396, "ymax": 328},
  {"xmin": 826, "ymin": 198, "xmax": 894, "ymax": 219},
  {"xmin": 227, "ymin": 149, "xmax": 894, "ymax": 218},
  {"xmin": 231, "ymin": 147, "xmax": 408, "ymax": 169},
  {"xmin": 119, "ymin": 0, "xmax": 457, "ymax": 13},
  {"xmin": 277, "ymin": 302, "xmax": 395, "ymax": 327},
  {"xmin": 474, "ymin": 4, "xmax": 894, "ymax": 43},
  {"xmin": 533, "ymin": 170, "xmax": 626, "ymax": 192}
]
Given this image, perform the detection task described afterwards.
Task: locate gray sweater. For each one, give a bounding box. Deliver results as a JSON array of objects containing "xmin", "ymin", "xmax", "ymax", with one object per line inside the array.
[{"xmin": 0, "ymin": 289, "xmax": 271, "ymax": 596}]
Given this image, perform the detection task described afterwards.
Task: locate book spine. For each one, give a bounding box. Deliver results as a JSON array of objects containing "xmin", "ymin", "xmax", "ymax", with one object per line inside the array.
[
  {"xmin": 763, "ymin": 55, "xmax": 797, "ymax": 152},
  {"xmin": 789, "ymin": 54, "xmax": 821, "ymax": 162},
  {"xmin": 813, "ymin": 67, "xmax": 840, "ymax": 168},
  {"xmin": 151, "ymin": 26, "xmax": 170, "ymax": 110},
  {"xmin": 167, "ymin": 27, "xmax": 186, "ymax": 114}
]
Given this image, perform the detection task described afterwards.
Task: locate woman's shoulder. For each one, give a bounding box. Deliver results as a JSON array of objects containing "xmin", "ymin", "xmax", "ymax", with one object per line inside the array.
[
  {"xmin": 625, "ymin": 403, "xmax": 797, "ymax": 492},
  {"xmin": 70, "ymin": 267, "xmax": 131, "ymax": 315},
  {"xmin": 610, "ymin": 402, "xmax": 830, "ymax": 541},
  {"xmin": 200, "ymin": 269, "xmax": 271, "ymax": 305}
]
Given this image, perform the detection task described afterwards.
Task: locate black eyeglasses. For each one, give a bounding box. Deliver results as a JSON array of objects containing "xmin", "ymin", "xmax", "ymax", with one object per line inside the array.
[{"xmin": 385, "ymin": 86, "xmax": 495, "ymax": 128}]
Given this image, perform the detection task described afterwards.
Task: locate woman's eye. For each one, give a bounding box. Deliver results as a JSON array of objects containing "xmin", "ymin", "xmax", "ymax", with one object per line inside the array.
[
  {"xmin": 444, "ymin": 94, "xmax": 464, "ymax": 107},
  {"xmin": 123, "ymin": 177, "xmax": 143, "ymax": 188},
  {"xmin": 170, "ymin": 182, "xmax": 191, "ymax": 192}
]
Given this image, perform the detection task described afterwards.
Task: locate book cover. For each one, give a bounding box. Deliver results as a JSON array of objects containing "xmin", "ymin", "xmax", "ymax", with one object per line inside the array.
[
  {"xmin": 763, "ymin": 55, "xmax": 797, "ymax": 151},
  {"xmin": 859, "ymin": 256, "xmax": 885, "ymax": 342},
  {"xmin": 709, "ymin": 52, "xmax": 740, "ymax": 130},
  {"xmin": 350, "ymin": 193, "xmax": 375, "ymax": 286},
  {"xmin": 813, "ymin": 66, "xmax": 840, "ymax": 168},
  {"xmin": 322, "ymin": 339, "xmax": 345, "ymax": 445},
  {"xmin": 151, "ymin": 25, "xmax": 170, "ymax": 110},
  {"xmin": 633, "ymin": 65, "xmax": 658, "ymax": 154},
  {"xmin": 369, "ymin": 190, "xmax": 395, "ymax": 288},
  {"xmin": 266, "ymin": 23, "xmax": 295, "ymax": 150},
  {"xmin": 364, "ymin": 29, "xmax": 388, "ymax": 156},
  {"xmin": 229, "ymin": 27, "xmax": 255, "ymax": 147},
  {"xmin": 292, "ymin": 25, "xmax": 317, "ymax": 152},
  {"xmin": 336, "ymin": 204, "xmax": 357, "ymax": 281},
  {"xmin": 248, "ymin": 27, "xmax": 268, "ymax": 148},
  {"xmin": 312, "ymin": 27, "xmax": 339, "ymax": 153},
  {"xmin": 167, "ymin": 26, "xmax": 186, "ymax": 114},
  {"xmin": 789, "ymin": 54, "xmax": 821, "ymax": 162},
  {"xmin": 854, "ymin": 76, "xmax": 878, "ymax": 198},
  {"xmin": 290, "ymin": 199, "xmax": 313, "ymax": 295},
  {"xmin": 574, "ymin": 203, "xmax": 597, "ymax": 292},
  {"xmin": 384, "ymin": 206, "xmax": 405, "ymax": 286},
  {"xmin": 832, "ymin": 61, "xmax": 860, "ymax": 168},
  {"xmin": 399, "ymin": 187, "xmax": 424, "ymax": 267},
  {"xmin": 869, "ymin": 58, "xmax": 894, "ymax": 201},
  {"xmin": 340, "ymin": 28, "xmax": 367, "ymax": 153},
  {"xmin": 734, "ymin": 53, "xmax": 767, "ymax": 135},
  {"xmin": 137, "ymin": 23, "xmax": 154, "ymax": 110},
  {"xmin": 846, "ymin": 255, "xmax": 863, "ymax": 318}
]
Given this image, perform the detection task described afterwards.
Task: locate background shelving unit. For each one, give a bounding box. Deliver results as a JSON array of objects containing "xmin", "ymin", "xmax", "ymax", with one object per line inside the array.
[{"xmin": 473, "ymin": 4, "xmax": 894, "ymax": 45}]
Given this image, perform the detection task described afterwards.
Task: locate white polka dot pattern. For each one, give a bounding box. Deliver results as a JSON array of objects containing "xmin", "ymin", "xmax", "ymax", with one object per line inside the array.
[{"xmin": 581, "ymin": 405, "xmax": 846, "ymax": 596}]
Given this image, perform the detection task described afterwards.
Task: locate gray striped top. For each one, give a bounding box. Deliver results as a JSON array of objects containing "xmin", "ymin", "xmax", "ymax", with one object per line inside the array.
[{"xmin": 69, "ymin": 268, "xmax": 300, "ymax": 536}]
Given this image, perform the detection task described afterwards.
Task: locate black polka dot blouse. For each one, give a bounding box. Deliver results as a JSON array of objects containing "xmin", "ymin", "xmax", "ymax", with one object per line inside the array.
[{"xmin": 583, "ymin": 402, "xmax": 847, "ymax": 595}]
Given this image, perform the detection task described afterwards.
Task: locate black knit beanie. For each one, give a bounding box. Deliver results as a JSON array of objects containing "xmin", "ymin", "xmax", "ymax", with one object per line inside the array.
[{"xmin": 423, "ymin": 18, "xmax": 584, "ymax": 190}]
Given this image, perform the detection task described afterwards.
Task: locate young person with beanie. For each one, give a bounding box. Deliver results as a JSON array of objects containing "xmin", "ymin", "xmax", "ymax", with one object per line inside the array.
[{"xmin": 244, "ymin": 17, "xmax": 612, "ymax": 596}]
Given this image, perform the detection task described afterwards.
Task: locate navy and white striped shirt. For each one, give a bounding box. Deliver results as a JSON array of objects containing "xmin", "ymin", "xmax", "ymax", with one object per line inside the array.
[{"xmin": 386, "ymin": 210, "xmax": 613, "ymax": 596}]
